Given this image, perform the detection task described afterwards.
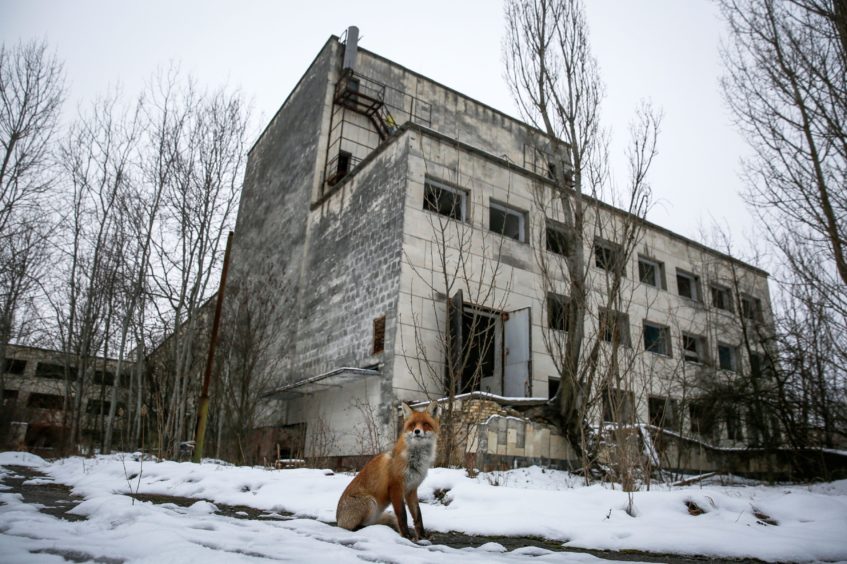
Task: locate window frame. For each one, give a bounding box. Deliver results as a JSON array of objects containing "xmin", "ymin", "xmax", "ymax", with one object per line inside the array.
[
  {"xmin": 675, "ymin": 269, "xmax": 701, "ymax": 302},
  {"xmin": 600, "ymin": 308, "xmax": 631, "ymax": 347},
  {"xmin": 546, "ymin": 292, "xmax": 570, "ymax": 332},
  {"xmin": 489, "ymin": 200, "xmax": 528, "ymax": 243},
  {"xmin": 545, "ymin": 219, "xmax": 571, "ymax": 257},
  {"xmin": 423, "ymin": 177, "xmax": 468, "ymax": 222},
  {"xmin": 681, "ymin": 332, "xmax": 708, "ymax": 364},
  {"xmin": 717, "ymin": 342, "xmax": 738, "ymax": 372},
  {"xmin": 740, "ymin": 293, "xmax": 763, "ymax": 322},
  {"xmin": 594, "ymin": 238, "xmax": 625, "ymax": 275},
  {"xmin": 638, "ymin": 256, "xmax": 666, "ymax": 289},
  {"xmin": 642, "ymin": 320, "xmax": 672, "ymax": 357},
  {"xmin": 710, "ymin": 284, "xmax": 734, "ymax": 312}
]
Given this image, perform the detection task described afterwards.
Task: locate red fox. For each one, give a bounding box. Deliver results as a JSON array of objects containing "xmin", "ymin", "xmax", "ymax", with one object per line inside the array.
[{"xmin": 336, "ymin": 401, "xmax": 440, "ymax": 540}]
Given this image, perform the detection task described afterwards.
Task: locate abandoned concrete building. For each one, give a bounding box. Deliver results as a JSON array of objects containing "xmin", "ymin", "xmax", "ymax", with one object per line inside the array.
[
  {"xmin": 1, "ymin": 344, "xmax": 128, "ymax": 450},
  {"xmin": 229, "ymin": 28, "xmax": 774, "ymax": 470}
]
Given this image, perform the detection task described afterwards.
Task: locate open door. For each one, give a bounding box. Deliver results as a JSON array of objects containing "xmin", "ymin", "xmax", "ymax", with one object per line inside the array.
[{"xmin": 503, "ymin": 307, "xmax": 531, "ymax": 397}]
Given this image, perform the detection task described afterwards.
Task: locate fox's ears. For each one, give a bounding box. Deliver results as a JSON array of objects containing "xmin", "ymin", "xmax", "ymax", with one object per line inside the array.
[
  {"xmin": 425, "ymin": 400, "xmax": 440, "ymax": 418},
  {"xmin": 400, "ymin": 401, "xmax": 441, "ymax": 419}
]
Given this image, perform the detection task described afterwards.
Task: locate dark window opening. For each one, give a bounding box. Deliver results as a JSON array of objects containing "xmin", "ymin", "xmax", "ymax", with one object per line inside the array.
[
  {"xmin": 643, "ymin": 322, "xmax": 671, "ymax": 356},
  {"xmin": 682, "ymin": 333, "xmax": 706, "ymax": 364},
  {"xmin": 676, "ymin": 270, "xmax": 700, "ymax": 301},
  {"xmin": 548, "ymin": 377, "xmax": 560, "ymax": 400},
  {"xmin": 490, "ymin": 202, "xmax": 526, "ymax": 242},
  {"xmin": 35, "ymin": 363, "xmax": 77, "ymax": 381},
  {"xmin": 649, "ymin": 396, "xmax": 677, "ymax": 428},
  {"xmin": 372, "ymin": 315, "xmax": 386, "ymax": 355},
  {"xmin": 638, "ymin": 257, "xmax": 665, "ymax": 288},
  {"xmin": 546, "ymin": 221, "xmax": 570, "ymax": 256},
  {"xmin": 547, "ymin": 162, "xmax": 557, "ymax": 180},
  {"xmin": 600, "ymin": 308, "xmax": 630, "ymax": 347},
  {"xmin": 718, "ymin": 343, "xmax": 737, "ymax": 372},
  {"xmin": 3, "ymin": 389, "xmax": 19, "ymax": 406},
  {"xmin": 3, "ymin": 358, "xmax": 26, "ymax": 375},
  {"xmin": 86, "ymin": 399, "xmax": 110, "ymax": 415},
  {"xmin": 725, "ymin": 406, "xmax": 744, "ymax": 441},
  {"xmin": 94, "ymin": 371, "xmax": 115, "ymax": 386},
  {"xmin": 594, "ymin": 240, "xmax": 622, "ymax": 272},
  {"xmin": 336, "ymin": 151, "xmax": 351, "ymax": 178},
  {"xmin": 547, "ymin": 293, "xmax": 570, "ymax": 332},
  {"xmin": 690, "ymin": 401, "xmax": 716, "ymax": 438},
  {"xmin": 741, "ymin": 295, "xmax": 763, "ymax": 321},
  {"xmin": 27, "ymin": 393, "xmax": 64, "ymax": 410},
  {"xmin": 711, "ymin": 285, "xmax": 733, "ymax": 312},
  {"xmin": 424, "ymin": 180, "xmax": 466, "ymax": 221}
]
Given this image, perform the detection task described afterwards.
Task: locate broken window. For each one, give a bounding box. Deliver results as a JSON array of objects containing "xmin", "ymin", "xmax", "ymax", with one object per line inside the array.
[
  {"xmin": 3, "ymin": 359, "xmax": 26, "ymax": 375},
  {"xmin": 710, "ymin": 284, "xmax": 733, "ymax": 312},
  {"xmin": 600, "ymin": 308, "xmax": 630, "ymax": 347},
  {"xmin": 682, "ymin": 333, "xmax": 707, "ymax": 364},
  {"xmin": 489, "ymin": 201, "xmax": 527, "ymax": 242},
  {"xmin": 35, "ymin": 363, "xmax": 77, "ymax": 381},
  {"xmin": 638, "ymin": 256, "xmax": 665, "ymax": 288},
  {"xmin": 3, "ymin": 389, "xmax": 19, "ymax": 406},
  {"xmin": 27, "ymin": 393, "xmax": 63, "ymax": 410},
  {"xmin": 546, "ymin": 292, "xmax": 570, "ymax": 332},
  {"xmin": 740, "ymin": 294, "xmax": 763, "ymax": 322},
  {"xmin": 643, "ymin": 321, "xmax": 671, "ymax": 356},
  {"xmin": 594, "ymin": 239, "xmax": 624, "ymax": 274},
  {"xmin": 424, "ymin": 178, "xmax": 467, "ymax": 221},
  {"xmin": 648, "ymin": 396, "xmax": 678, "ymax": 428},
  {"xmin": 689, "ymin": 401, "xmax": 716, "ymax": 438},
  {"xmin": 725, "ymin": 406, "xmax": 744, "ymax": 441},
  {"xmin": 717, "ymin": 343, "xmax": 738, "ymax": 372},
  {"xmin": 676, "ymin": 270, "xmax": 701, "ymax": 301},
  {"xmin": 545, "ymin": 220, "xmax": 570, "ymax": 256},
  {"xmin": 372, "ymin": 315, "xmax": 386, "ymax": 354}
]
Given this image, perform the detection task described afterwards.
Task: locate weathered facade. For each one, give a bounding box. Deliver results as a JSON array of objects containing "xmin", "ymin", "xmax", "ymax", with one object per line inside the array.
[
  {"xmin": 1, "ymin": 344, "xmax": 128, "ymax": 450},
  {"xmin": 230, "ymin": 31, "xmax": 774, "ymax": 467}
]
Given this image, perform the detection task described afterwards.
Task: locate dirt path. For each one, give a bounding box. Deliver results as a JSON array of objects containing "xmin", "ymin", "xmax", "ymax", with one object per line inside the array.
[{"xmin": 1, "ymin": 464, "xmax": 766, "ymax": 564}]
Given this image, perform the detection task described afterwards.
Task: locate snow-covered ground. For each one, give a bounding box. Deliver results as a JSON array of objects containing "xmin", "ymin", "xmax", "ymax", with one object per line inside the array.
[{"xmin": 1, "ymin": 452, "xmax": 846, "ymax": 563}]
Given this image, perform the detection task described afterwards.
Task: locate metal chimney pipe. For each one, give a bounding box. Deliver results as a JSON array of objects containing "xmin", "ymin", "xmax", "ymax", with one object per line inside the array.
[{"xmin": 342, "ymin": 26, "xmax": 359, "ymax": 71}]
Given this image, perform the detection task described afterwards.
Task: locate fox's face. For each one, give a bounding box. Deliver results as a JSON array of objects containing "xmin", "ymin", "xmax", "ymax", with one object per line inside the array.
[{"xmin": 401, "ymin": 401, "xmax": 440, "ymax": 442}]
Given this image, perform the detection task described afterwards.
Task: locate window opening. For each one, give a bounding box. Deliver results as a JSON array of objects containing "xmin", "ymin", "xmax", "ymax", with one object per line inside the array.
[
  {"xmin": 638, "ymin": 256, "xmax": 665, "ymax": 288},
  {"xmin": 649, "ymin": 396, "xmax": 678, "ymax": 428},
  {"xmin": 3, "ymin": 359, "xmax": 26, "ymax": 374},
  {"xmin": 718, "ymin": 343, "xmax": 737, "ymax": 371},
  {"xmin": 423, "ymin": 179, "xmax": 466, "ymax": 221},
  {"xmin": 546, "ymin": 293, "xmax": 570, "ymax": 331},
  {"xmin": 595, "ymin": 239, "xmax": 624, "ymax": 274},
  {"xmin": 710, "ymin": 285, "xmax": 733, "ymax": 312},
  {"xmin": 643, "ymin": 321, "xmax": 671, "ymax": 356},
  {"xmin": 372, "ymin": 315, "xmax": 386, "ymax": 354},
  {"xmin": 489, "ymin": 201, "xmax": 526, "ymax": 242},
  {"xmin": 676, "ymin": 270, "xmax": 700, "ymax": 301},
  {"xmin": 600, "ymin": 308, "xmax": 630, "ymax": 346},
  {"xmin": 546, "ymin": 220, "xmax": 570, "ymax": 256},
  {"xmin": 682, "ymin": 333, "xmax": 706, "ymax": 364},
  {"xmin": 548, "ymin": 377, "xmax": 560, "ymax": 400}
]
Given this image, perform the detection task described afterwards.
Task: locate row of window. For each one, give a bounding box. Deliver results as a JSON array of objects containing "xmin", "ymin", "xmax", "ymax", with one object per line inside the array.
[
  {"xmin": 423, "ymin": 177, "xmax": 764, "ymax": 320},
  {"xmin": 599, "ymin": 391, "xmax": 756, "ymax": 442},
  {"xmin": 2, "ymin": 389, "xmax": 126, "ymax": 414},
  {"xmin": 2, "ymin": 359, "xmax": 124, "ymax": 386},
  {"xmin": 545, "ymin": 292, "xmax": 762, "ymax": 373}
]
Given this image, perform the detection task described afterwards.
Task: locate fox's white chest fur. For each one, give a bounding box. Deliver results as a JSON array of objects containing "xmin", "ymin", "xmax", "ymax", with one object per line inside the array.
[{"xmin": 404, "ymin": 435, "xmax": 436, "ymax": 492}]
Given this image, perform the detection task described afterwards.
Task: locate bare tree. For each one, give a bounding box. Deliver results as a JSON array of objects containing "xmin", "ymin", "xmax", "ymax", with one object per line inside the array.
[
  {"xmin": 719, "ymin": 0, "xmax": 847, "ymax": 459},
  {"xmin": 0, "ymin": 40, "xmax": 64, "ymax": 387},
  {"xmin": 504, "ymin": 0, "xmax": 661, "ymax": 474},
  {"xmin": 148, "ymin": 79, "xmax": 249, "ymax": 458},
  {"xmin": 53, "ymin": 91, "xmax": 140, "ymax": 450}
]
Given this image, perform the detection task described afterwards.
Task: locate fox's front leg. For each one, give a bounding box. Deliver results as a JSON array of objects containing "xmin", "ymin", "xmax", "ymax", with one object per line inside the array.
[
  {"xmin": 389, "ymin": 483, "xmax": 412, "ymax": 539},
  {"xmin": 405, "ymin": 489, "xmax": 427, "ymax": 540}
]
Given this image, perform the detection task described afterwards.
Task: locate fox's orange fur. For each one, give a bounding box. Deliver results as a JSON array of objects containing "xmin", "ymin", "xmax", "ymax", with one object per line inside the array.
[{"xmin": 336, "ymin": 401, "xmax": 440, "ymax": 540}]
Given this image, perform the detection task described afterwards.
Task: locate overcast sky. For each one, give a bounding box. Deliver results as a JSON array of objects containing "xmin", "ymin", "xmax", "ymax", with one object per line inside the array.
[{"xmin": 1, "ymin": 0, "xmax": 759, "ymax": 261}]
